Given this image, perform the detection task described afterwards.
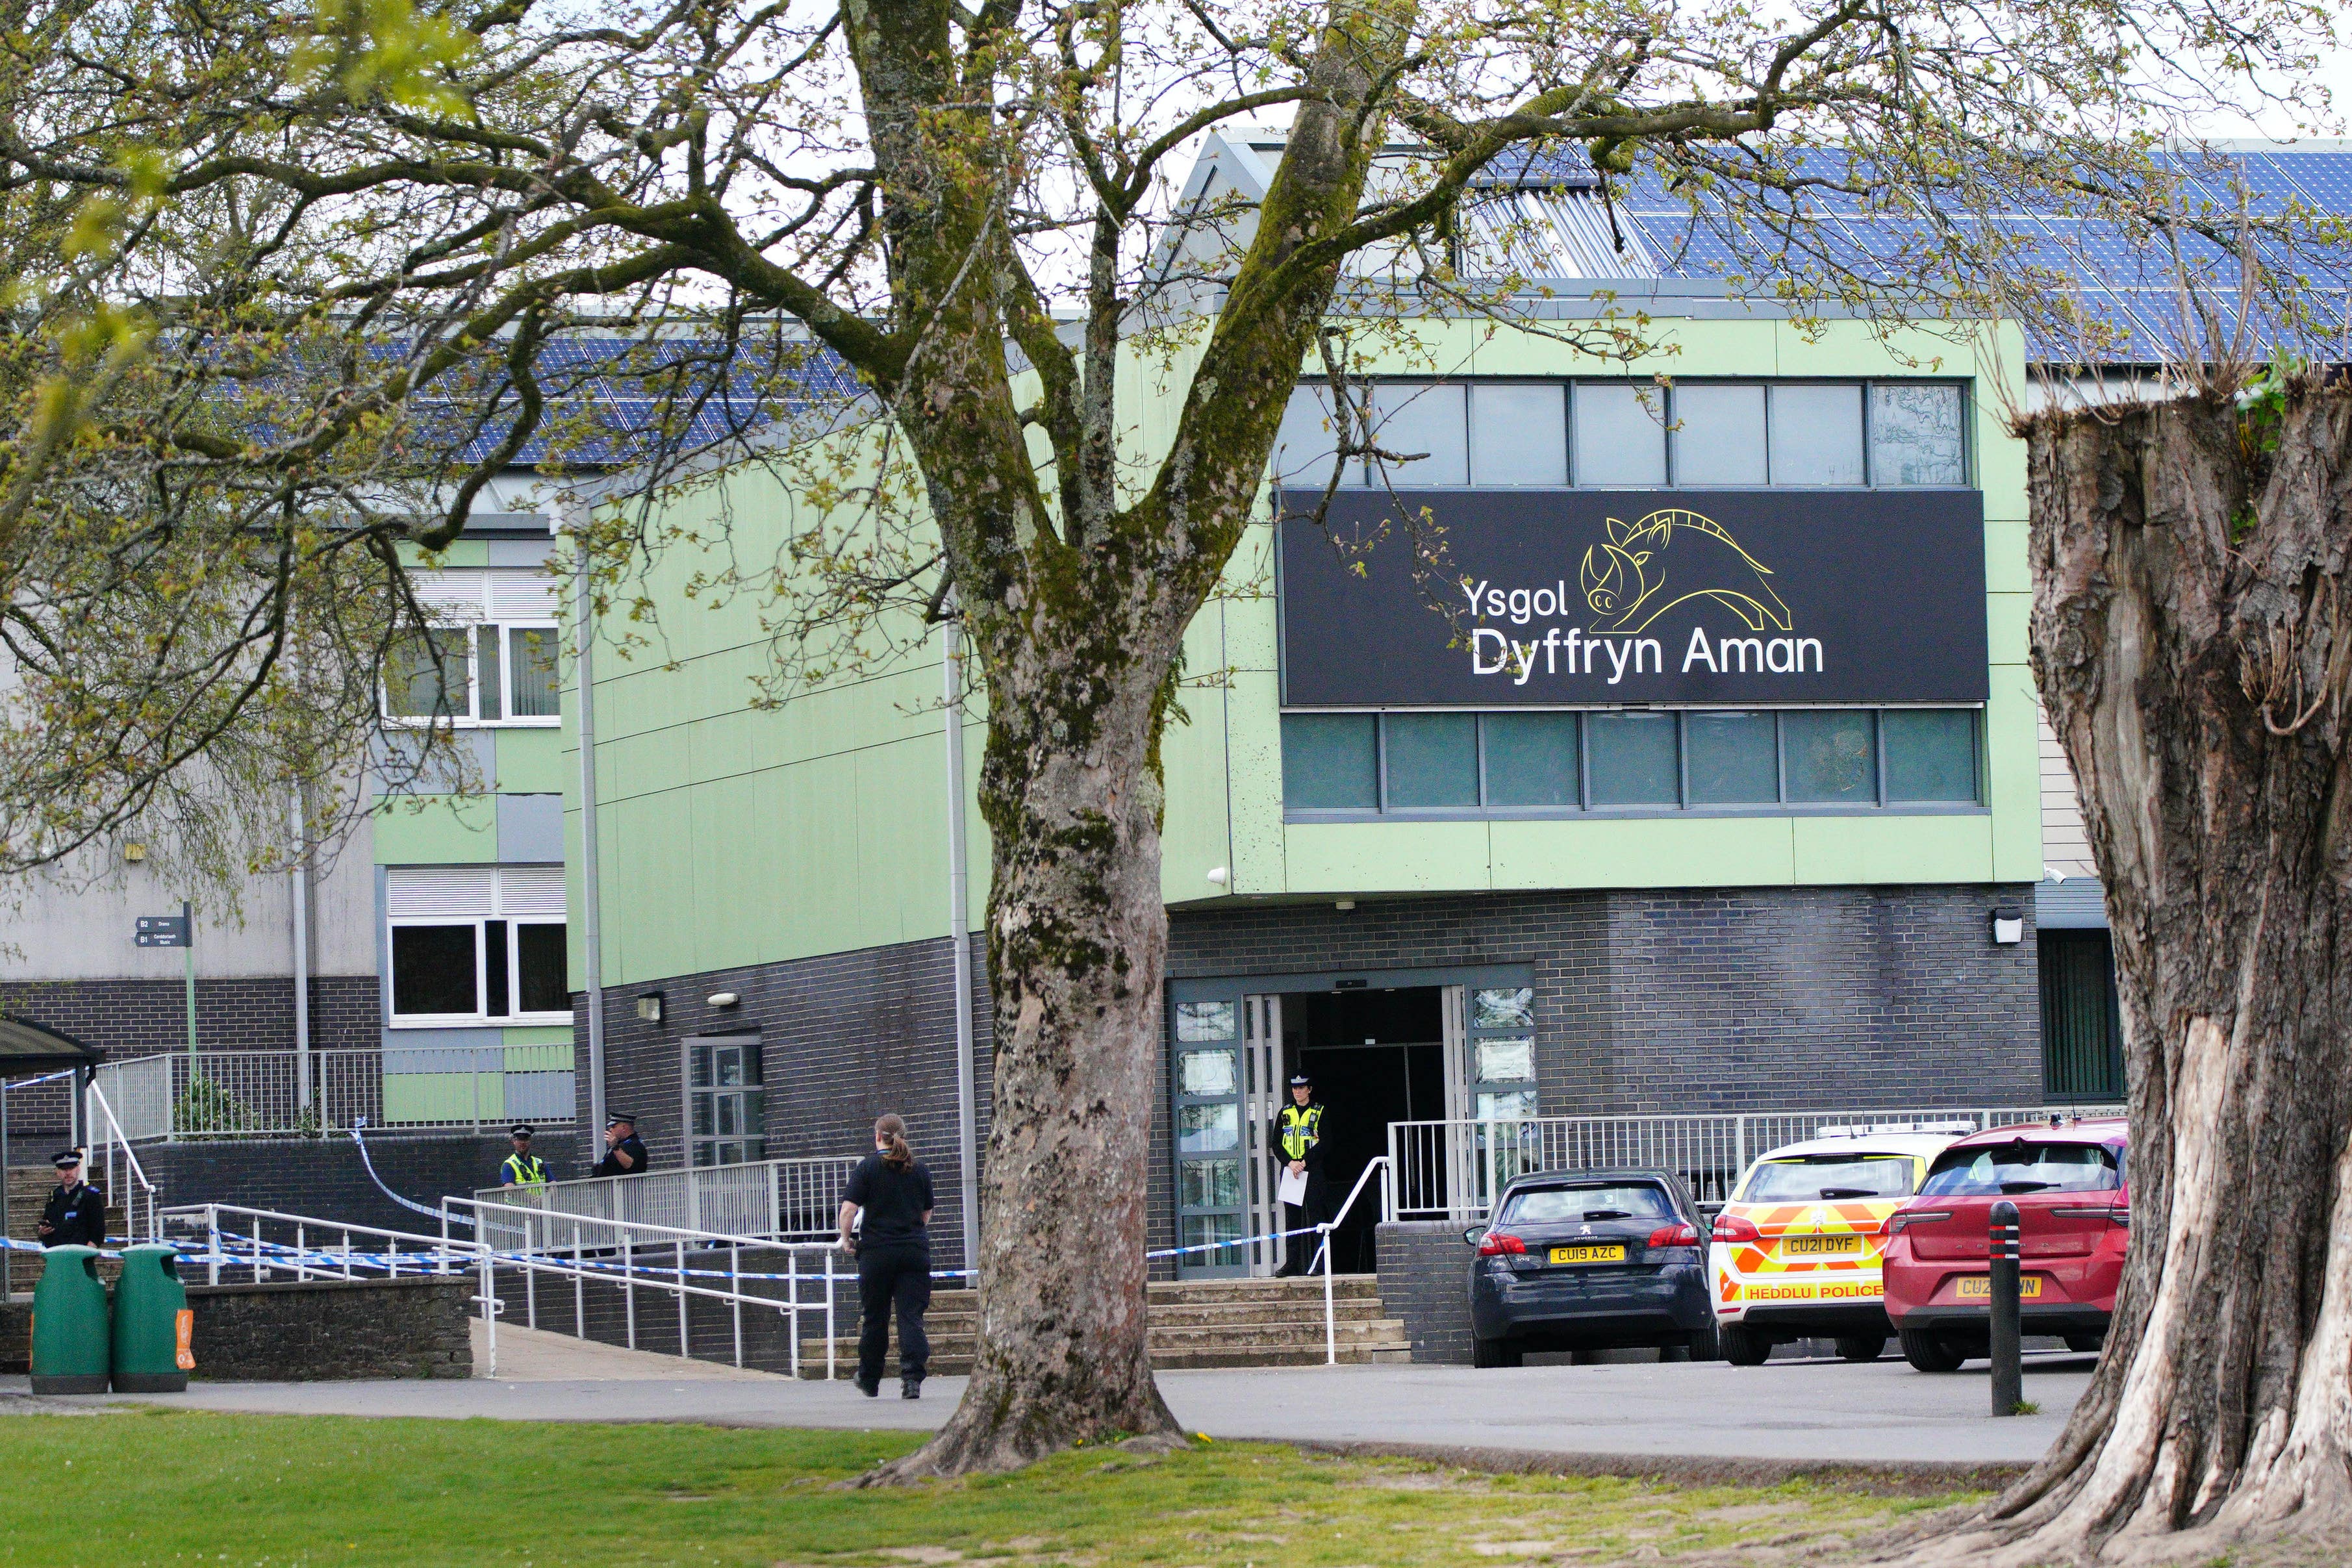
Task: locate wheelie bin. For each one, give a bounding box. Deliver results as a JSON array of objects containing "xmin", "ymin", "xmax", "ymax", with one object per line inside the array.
[
  {"xmin": 29, "ymin": 1245, "xmax": 110, "ymax": 1394},
  {"xmin": 111, "ymin": 1243, "xmax": 193, "ymax": 1392}
]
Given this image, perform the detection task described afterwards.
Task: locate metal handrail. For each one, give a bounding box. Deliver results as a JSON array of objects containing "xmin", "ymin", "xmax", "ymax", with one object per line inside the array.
[
  {"xmin": 1313, "ymin": 1155, "xmax": 1390, "ymax": 1366},
  {"xmin": 162, "ymin": 1201, "xmax": 844, "ymax": 1380},
  {"xmin": 84, "ymin": 1080, "xmax": 160, "ymax": 1241}
]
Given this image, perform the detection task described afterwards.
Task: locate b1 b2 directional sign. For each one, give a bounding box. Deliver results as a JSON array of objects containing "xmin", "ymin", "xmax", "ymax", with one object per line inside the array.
[{"xmin": 134, "ymin": 914, "xmax": 191, "ymax": 948}]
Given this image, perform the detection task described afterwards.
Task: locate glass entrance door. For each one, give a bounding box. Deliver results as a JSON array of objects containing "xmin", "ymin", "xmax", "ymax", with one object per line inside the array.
[{"xmin": 1170, "ymin": 991, "xmax": 1248, "ymax": 1277}]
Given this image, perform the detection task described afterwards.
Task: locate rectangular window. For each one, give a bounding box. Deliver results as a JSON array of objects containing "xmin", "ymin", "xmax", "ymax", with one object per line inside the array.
[
  {"xmin": 1783, "ymin": 709, "xmax": 1879, "ymax": 802},
  {"xmin": 475, "ymin": 627, "xmax": 503, "ymax": 722},
  {"xmin": 1178, "ymin": 1102, "xmax": 1240, "ymax": 1153},
  {"xmin": 687, "ymin": 1038, "xmax": 766, "ymax": 1167},
  {"xmin": 388, "ymin": 917, "xmax": 570, "ymax": 1022},
  {"xmin": 1685, "ymin": 711, "xmax": 1780, "ymax": 804},
  {"xmin": 390, "ymin": 925, "xmax": 479, "ymax": 1017},
  {"xmin": 1573, "ymin": 385, "xmax": 1667, "ymax": 487},
  {"xmin": 385, "ymin": 633, "xmax": 468, "ymax": 720},
  {"xmin": 1367, "ymin": 383, "xmax": 1468, "ymax": 488},
  {"xmin": 1273, "ymin": 383, "xmax": 1352, "ymax": 488},
  {"xmin": 1884, "ymin": 709, "xmax": 1980, "ymax": 801},
  {"xmin": 1870, "ymin": 383, "xmax": 1967, "ymax": 487},
  {"xmin": 1767, "ymin": 384, "xmax": 1866, "ymax": 485},
  {"xmin": 509, "ymin": 627, "xmax": 562, "ymax": 718},
  {"xmin": 1382, "ymin": 713, "xmax": 1478, "ymax": 807},
  {"xmin": 1672, "ymin": 385, "xmax": 1769, "ymax": 485},
  {"xmin": 1282, "ymin": 713, "xmax": 1378, "ymax": 809},
  {"xmin": 1469, "ymin": 384, "xmax": 1567, "ymax": 485},
  {"xmin": 1586, "ymin": 711, "xmax": 1679, "ymax": 805},
  {"xmin": 1480, "ymin": 712, "xmax": 1578, "ymax": 807}
]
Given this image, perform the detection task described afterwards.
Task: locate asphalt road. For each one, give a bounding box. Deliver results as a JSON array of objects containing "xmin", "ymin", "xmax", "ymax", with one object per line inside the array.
[{"xmin": 9, "ymin": 1323, "xmax": 2093, "ymax": 1469}]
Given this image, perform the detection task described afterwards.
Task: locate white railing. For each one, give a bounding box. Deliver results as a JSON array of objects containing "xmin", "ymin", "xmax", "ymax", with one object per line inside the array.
[
  {"xmin": 473, "ymin": 1154, "xmax": 859, "ymax": 1251},
  {"xmin": 84, "ymin": 1080, "xmax": 162, "ymax": 1241},
  {"xmin": 164, "ymin": 1201, "xmax": 844, "ymax": 1379},
  {"xmin": 1385, "ymin": 1103, "xmax": 2127, "ymax": 1222},
  {"xmin": 1311, "ymin": 1156, "xmax": 1391, "ymax": 1365},
  {"xmin": 91, "ymin": 1049, "xmax": 576, "ymax": 1140}
]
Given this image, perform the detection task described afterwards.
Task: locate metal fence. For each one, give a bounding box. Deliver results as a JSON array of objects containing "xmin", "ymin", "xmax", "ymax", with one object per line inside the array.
[
  {"xmin": 472, "ymin": 1155, "xmax": 859, "ymax": 1252},
  {"xmin": 90, "ymin": 1049, "xmax": 575, "ymax": 1140},
  {"xmin": 1386, "ymin": 1103, "xmax": 2127, "ymax": 1221}
]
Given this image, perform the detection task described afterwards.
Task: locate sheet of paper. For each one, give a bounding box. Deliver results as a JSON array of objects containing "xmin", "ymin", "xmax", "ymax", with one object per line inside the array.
[{"xmin": 1278, "ymin": 1167, "xmax": 1308, "ymax": 1208}]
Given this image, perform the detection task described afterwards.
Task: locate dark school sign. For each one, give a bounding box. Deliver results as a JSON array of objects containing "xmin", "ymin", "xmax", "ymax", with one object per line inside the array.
[{"xmin": 1278, "ymin": 488, "xmax": 1988, "ymax": 706}]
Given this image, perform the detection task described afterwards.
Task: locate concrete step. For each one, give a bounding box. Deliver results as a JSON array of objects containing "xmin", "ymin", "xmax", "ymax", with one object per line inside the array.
[
  {"xmin": 911, "ymin": 1298, "xmax": 1393, "ymax": 1329},
  {"xmin": 797, "ymin": 1316, "xmax": 1411, "ymax": 1377}
]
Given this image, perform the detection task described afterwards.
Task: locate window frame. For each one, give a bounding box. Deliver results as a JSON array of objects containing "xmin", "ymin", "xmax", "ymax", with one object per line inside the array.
[
  {"xmin": 685, "ymin": 1035, "xmax": 768, "ymax": 1169},
  {"xmin": 381, "ymin": 619, "xmax": 563, "ymax": 729},
  {"xmin": 1275, "ymin": 376, "xmax": 1972, "ymax": 492},
  {"xmin": 1280, "ymin": 705, "xmax": 1987, "ymax": 822},
  {"xmin": 386, "ymin": 914, "xmax": 572, "ymax": 1027}
]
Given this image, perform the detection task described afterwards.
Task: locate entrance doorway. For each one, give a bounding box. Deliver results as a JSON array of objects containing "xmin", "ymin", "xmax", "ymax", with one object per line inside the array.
[{"xmin": 1289, "ymin": 987, "xmax": 1447, "ymax": 1274}]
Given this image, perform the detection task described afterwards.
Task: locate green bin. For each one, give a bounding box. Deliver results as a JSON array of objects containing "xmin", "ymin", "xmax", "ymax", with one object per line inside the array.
[
  {"xmin": 29, "ymin": 1245, "xmax": 110, "ymax": 1394},
  {"xmin": 112, "ymin": 1244, "xmax": 192, "ymax": 1392}
]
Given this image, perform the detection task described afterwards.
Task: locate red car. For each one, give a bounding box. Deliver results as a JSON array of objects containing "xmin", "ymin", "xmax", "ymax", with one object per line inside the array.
[{"xmin": 1880, "ymin": 1117, "xmax": 2129, "ymax": 1372}]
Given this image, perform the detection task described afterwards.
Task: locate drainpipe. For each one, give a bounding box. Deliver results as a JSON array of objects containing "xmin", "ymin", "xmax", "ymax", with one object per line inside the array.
[
  {"xmin": 569, "ymin": 503, "xmax": 609, "ymax": 1145},
  {"xmin": 943, "ymin": 611, "xmax": 981, "ymax": 1274},
  {"xmin": 290, "ymin": 785, "xmax": 312, "ymax": 1112}
]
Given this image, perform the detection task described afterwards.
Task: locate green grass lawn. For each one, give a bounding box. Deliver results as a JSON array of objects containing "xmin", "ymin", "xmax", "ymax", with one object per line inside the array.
[{"xmin": 0, "ymin": 1410, "xmax": 1976, "ymax": 1567}]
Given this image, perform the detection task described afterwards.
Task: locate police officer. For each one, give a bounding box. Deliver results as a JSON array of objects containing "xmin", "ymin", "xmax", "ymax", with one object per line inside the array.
[
  {"xmin": 38, "ymin": 1149, "xmax": 107, "ymax": 1249},
  {"xmin": 593, "ymin": 1112, "xmax": 648, "ymax": 1177},
  {"xmin": 499, "ymin": 1125, "xmax": 550, "ymax": 1188},
  {"xmin": 1271, "ymin": 1072, "xmax": 1328, "ymax": 1276}
]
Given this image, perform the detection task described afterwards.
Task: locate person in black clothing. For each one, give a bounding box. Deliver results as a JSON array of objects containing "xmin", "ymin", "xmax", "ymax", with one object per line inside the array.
[
  {"xmin": 1270, "ymin": 1073, "xmax": 1329, "ymax": 1276},
  {"xmin": 592, "ymin": 1112, "xmax": 648, "ymax": 1178},
  {"xmin": 838, "ymin": 1113, "xmax": 934, "ymax": 1399},
  {"xmin": 38, "ymin": 1149, "xmax": 107, "ymax": 1248}
]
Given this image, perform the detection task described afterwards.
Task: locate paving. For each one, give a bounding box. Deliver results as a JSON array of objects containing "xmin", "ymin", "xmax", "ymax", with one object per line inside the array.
[{"xmin": 6, "ymin": 1339, "xmax": 2096, "ymax": 1468}]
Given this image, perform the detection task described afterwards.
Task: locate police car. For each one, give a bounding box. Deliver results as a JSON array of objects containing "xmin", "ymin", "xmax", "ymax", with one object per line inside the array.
[{"xmin": 1710, "ymin": 1124, "xmax": 1972, "ymax": 1365}]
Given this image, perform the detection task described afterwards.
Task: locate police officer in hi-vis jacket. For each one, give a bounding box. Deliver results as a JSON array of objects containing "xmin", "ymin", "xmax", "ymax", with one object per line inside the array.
[{"xmin": 1271, "ymin": 1072, "xmax": 1328, "ymax": 1276}]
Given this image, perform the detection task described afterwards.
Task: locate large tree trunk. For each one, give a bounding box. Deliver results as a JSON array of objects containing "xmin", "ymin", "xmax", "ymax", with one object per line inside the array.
[
  {"xmin": 1910, "ymin": 384, "xmax": 2352, "ymax": 1562},
  {"xmin": 862, "ymin": 608, "xmax": 1190, "ymax": 1478}
]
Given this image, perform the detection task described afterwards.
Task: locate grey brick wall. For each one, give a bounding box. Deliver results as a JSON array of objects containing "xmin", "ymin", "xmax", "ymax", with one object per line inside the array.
[
  {"xmin": 1376, "ymin": 1220, "xmax": 1478, "ymax": 1363},
  {"xmin": 140, "ymin": 1132, "xmax": 511, "ymax": 1235},
  {"xmin": 188, "ymin": 1276, "xmax": 473, "ymax": 1380},
  {"xmin": 1168, "ymin": 885, "xmax": 2042, "ymax": 1112},
  {"xmin": 579, "ymin": 932, "xmax": 992, "ymax": 1272},
  {"xmin": 0, "ymin": 975, "xmax": 380, "ymax": 1061}
]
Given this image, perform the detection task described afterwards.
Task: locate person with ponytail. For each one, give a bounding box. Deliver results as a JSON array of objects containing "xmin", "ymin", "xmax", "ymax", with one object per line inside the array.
[{"xmin": 837, "ymin": 1112, "xmax": 936, "ymax": 1398}]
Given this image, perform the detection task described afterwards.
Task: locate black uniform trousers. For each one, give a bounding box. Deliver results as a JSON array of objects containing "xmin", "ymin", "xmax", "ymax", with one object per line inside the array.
[
  {"xmin": 855, "ymin": 1239, "xmax": 933, "ymax": 1385},
  {"xmin": 1278, "ymin": 1182, "xmax": 1330, "ymax": 1276}
]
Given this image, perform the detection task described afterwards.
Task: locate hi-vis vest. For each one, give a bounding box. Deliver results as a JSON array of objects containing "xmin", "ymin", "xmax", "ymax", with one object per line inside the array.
[
  {"xmin": 502, "ymin": 1152, "xmax": 549, "ymax": 1188},
  {"xmin": 1278, "ymin": 1103, "xmax": 1324, "ymax": 1161}
]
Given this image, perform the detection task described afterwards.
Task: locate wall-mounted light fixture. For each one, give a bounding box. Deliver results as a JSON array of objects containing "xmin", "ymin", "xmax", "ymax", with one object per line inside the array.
[
  {"xmin": 1205, "ymin": 866, "xmax": 1230, "ymax": 886},
  {"xmin": 706, "ymin": 991, "xmax": 741, "ymax": 1009},
  {"xmin": 635, "ymin": 991, "xmax": 664, "ymax": 1023},
  {"xmin": 1990, "ymin": 907, "xmax": 2024, "ymax": 946},
  {"xmin": 1334, "ymin": 898, "xmax": 1356, "ymax": 911},
  {"xmin": 122, "ymin": 842, "xmax": 147, "ymax": 863}
]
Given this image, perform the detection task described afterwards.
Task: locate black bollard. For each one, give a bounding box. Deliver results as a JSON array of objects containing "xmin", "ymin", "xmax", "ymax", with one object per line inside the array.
[{"xmin": 1989, "ymin": 1198, "xmax": 2022, "ymax": 1416}]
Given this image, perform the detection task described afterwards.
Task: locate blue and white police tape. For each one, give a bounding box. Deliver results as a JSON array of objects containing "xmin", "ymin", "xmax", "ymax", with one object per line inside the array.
[{"xmin": 349, "ymin": 1118, "xmax": 474, "ymax": 1227}]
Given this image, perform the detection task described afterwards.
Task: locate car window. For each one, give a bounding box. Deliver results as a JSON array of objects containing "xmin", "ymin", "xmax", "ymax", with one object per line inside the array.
[
  {"xmin": 1502, "ymin": 1184, "xmax": 1674, "ymax": 1223},
  {"xmin": 1741, "ymin": 1155, "xmax": 1917, "ymax": 1202},
  {"xmin": 1919, "ymin": 1141, "xmax": 2120, "ymax": 1197}
]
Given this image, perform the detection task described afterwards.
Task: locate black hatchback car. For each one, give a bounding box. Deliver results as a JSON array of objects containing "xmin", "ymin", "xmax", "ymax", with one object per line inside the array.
[{"xmin": 1466, "ymin": 1167, "xmax": 1713, "ymax": 1367}]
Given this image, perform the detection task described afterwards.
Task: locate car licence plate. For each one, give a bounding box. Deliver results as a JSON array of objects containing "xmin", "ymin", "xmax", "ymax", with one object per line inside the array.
[
  {"xmin": 1781, "ymin": 1234, "xmax": 1863, "ymax": 1257},
  {"xmin": 1955, "ymin": 1275, "xmax": 2044, "ymax": 1300},
  {"xmin": 1549, "ymin": 1244, "xmax": 1626, "ymax": 1265}
]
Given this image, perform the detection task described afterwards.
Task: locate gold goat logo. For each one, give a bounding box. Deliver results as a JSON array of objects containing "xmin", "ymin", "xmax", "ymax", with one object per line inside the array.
[{"xmin": 1578, "ymin": 509, "xmax": 1791, "ymax": 635}]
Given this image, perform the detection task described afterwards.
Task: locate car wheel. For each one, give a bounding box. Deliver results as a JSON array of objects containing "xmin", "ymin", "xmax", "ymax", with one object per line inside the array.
[
  {"xmin": 1688, "ymin": 1317, "xmax": 1721, "ymax": 1361},
  {"xmin": 1472, "ymin": 1337, "xmax": 1523, "ymax": 1369},
  {"xmin": 2063, "ymin": 1332, "xmax": 2106, "ymax": 1354},
  {"xmin": 1719, "ymin": 1324, "xmax": 1770, "ymax": 1367},
  {"xmin": 1834, "ymin": 1334, "xmax": 1887, "ymax": 1363},
  {"xmin": 1899, "ymin": 1325, "xmax": 1967, "ymax": 1372}
]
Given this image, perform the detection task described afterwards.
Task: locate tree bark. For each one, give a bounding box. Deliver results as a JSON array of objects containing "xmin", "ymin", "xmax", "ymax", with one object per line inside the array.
[{"xmin": 1904, "ymin": 385, "xmax": 2352, "ymax": 1562}]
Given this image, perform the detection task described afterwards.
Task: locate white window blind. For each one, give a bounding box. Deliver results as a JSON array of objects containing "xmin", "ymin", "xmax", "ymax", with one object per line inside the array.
[
  {"xmin": 385, "ymin": 864, "xmax": 498, "ymax": 918},
  {"xmin": 497, "ymin": 865, "xmax": 567, "ymax": 917},
  {"xmin": 407, "ymin": 571, "xmax": 488, "ymax": 622},
  {"xmin": 386, "ymin": 863, "xmax": 566, "ymax": 918},
  {"xmin": 487, "ymin": 570, "xmax": 561, "ymax": 623}
]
